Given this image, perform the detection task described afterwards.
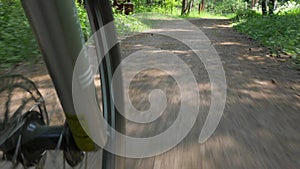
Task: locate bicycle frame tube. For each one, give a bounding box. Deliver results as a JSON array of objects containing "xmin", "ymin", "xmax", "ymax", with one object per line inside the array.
[
  {"xmin": 21, "ymin": 0, "xmax": 106, "ymax": 151},
  {"xmin": 0, "ymin": 125, "xmax": 64, "ymax": 153}
]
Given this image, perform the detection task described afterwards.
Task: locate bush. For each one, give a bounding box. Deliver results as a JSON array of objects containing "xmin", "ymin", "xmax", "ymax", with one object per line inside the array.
[
  {"xmin": 276, "ymin": 1, "xmax": 300, "ymax": 14},
  {"xmin": 0, "ymin": 1, "xmax": 103, "ymax": 69},
  {"xmin": 114, "ymin": 13, "xmax": 149, "ymax": 36},
  {"xmin": 233, "ymin": 7, "xmax": 300, "ymax": 65},
  {"xmin": 206, "ymin": 0, "xmax": 248, "ymax": 15},
  {"xmin": 76, "ymin": 2, "xmax": 91, "ymax": 40},
  {"xmin": 0, "ymin": 0, "xmax": 39, "ymax": 68},
  {"xmin": 234, "ymin": 9, "xmax": 259, "ymax": 20}
]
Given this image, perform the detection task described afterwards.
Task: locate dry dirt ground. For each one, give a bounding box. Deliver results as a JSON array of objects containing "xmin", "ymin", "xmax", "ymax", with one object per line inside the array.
[{"xmin": 1, "ymin": 18, "xmax": 300, "ymax": 169}]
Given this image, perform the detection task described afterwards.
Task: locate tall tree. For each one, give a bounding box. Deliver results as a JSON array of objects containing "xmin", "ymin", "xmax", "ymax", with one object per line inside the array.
[
  {"xmin": 198, "ymin": 0, "xmax": 204, "ymax": 14},
  {"xmin": 187, "ymin": 0, "xmax": 194, "ymax": 14},
  {"xmin": 269, "ymin": 0, "xmax": 275, "ymax": 14},
  {"xmin": 181, "ymin": 0, "xmax": 193, "ymax": 15},
  {"xmin": 261, "ymin": 0, "xmax": 267, "ymax": 15},
  {"xmin": 181, "ymin": 0, "xmax": 188, "ymax": 15},
  {"xmin": 261, "ymin": 0, "xmax": 276, "ymax": 15}
]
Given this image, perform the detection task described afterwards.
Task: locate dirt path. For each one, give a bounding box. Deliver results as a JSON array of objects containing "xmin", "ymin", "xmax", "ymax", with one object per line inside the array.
[
  {"xmin": 120, "ymin": 18, "xmax": 300, "ymax": 169},
  {"xmin": 1, "ymin": 18, "xmax": 300, "ymax": 169},
  {"xmin": 191, "ymin": 19, "xmax": 300, "ymax": 168}
]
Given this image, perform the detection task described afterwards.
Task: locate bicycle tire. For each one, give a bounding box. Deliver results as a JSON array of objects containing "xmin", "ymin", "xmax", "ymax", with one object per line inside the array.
[
  {"xmin": 59, "ymin": 1, "xmax": 126, "ymax": 168},
  {"xmin": 84, "ymin": 1, "xmax": 125, "ymax": 169},
  {"xmin": 0, "ymin": 0, "xmax": 125, "ymax": 168}
]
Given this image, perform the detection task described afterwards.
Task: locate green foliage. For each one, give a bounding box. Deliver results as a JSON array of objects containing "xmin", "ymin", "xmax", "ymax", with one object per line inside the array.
[
  {"xmin": 179, "ymin": 8, "xmax": 234, "ymax": 18},
  {"xmin": 0, "ymin": 0, "xmax": 39, "ymax": 68},
  {"xmin": 234, "ymin": 7, "xmax": 300, "ymax": 65},
  {"xmin": 114, "ymin": 13, "xmax": 149, "ymax": 36},
  {"xmin": 130, "ymin": 0, "xmax": 181, "ymax": 14},
  {"xmin": 275, "ymin": 1, "xmax": 300, "ymax": 14},
  {"xmin": 234, "ymin": 9, "xmax": 259, "ymax": 20},
  {"xmin": 0, "ymin": 0, "xmax": 148, "ymax": 69},
  {"xmin": 0, "ymin": 1, "xmax": 92, "ymax": 69},
  {"xmin": 163, "ymin": 0, "xmax": 181, "ymax": 13},
  {"xmin": 206, "ymin": 0, "xmax": 248, "ymax": 15},
  {"xmin": 76, "ymin": 2, "xmax": 91, "ymax": 40},
  {"xmin": 127, "ymin": 0, "xmax": 244, "ymax": 17}
]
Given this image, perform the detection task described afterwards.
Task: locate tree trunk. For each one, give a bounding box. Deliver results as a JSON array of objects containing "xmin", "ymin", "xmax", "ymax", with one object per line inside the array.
[
  {"xmin": 182, "ymin": 0, "xmax": 194, "ymax": 15},
  {"xmin": 171, "ymin": 0, "xmax": 174, "ymax": 14},
  {"xmin": 181, "ymin": 0, "xmax": 188, "ymax": 15},
  {"xmin": 261, "ymin": 0, "xmax": 267, "ymax": 15},
  {"xmin": 187, "ymin": 0, "xmax": 194, "ymax": 15},
  {"xmin": 269, "ymin": 0, "xmax": 275, "ymax": 15},
  {"xmin": 198, "ymin": 0, "xmax": 205, "ymax": 14}
]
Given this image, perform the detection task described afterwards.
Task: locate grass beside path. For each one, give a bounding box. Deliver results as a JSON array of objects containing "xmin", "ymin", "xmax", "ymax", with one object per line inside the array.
[
  {"xmin": 115, "ymin": 10, "xmax": 234, "ymax": 35},
  {"xmin": 233, "ymin": 8, "xmax": 300, "ymax": 68}
]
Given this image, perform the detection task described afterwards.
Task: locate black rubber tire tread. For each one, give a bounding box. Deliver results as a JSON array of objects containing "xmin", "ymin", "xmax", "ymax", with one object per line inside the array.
[{"xmin": 84, "ymin": 1, "xmax": 125, "ymax": 169}]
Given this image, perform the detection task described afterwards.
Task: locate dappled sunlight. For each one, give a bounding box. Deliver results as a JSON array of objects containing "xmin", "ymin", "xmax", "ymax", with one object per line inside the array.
[
  {"xmin": 236, "ymin": 52, "xmax": 273, "ymax": 66},
  {"xmin": 225, "ymin": 76, "xmax": 299, "ymax": 108},
  {"xmin": 1, "ymin": 17, "xmax": 298, "ymax": 168},
  {"xmin": 202, "ymin": 26, "xmax": 218, "ymax": 29},
  {"xmin": 292, "ymin": 83, "xmax": 300, "ymax": 89},
  {"xmin": 215, "ymin": 24, "xmax": 232, "ymax": 28},
  {"xmin": 198, "ymin": 126, "xmax": 298, "ymax": 168},
  {"xmin": 251, "ymin": 79, "xmax": 274, "ymax": 86},
  {"xmin": 0, "ymin": 89, "xmax": 32, "ymax": 119},
  {"xmin": 124, "ymin": 68, "xmax": 180, "ymax": 136},
  {"xmin": 30, "ymin": 74, "xmax": 51, "ymax": 83},
  {"xmin": 242, "ymin": 54, "xmax": 267, "ymax": 62},
  {"xmin": 119, "ymin": 22, "xmax": 300, "ymax": 166},
  {"xmin": 132, "ymin": 44, "xmax": 155, "ymax": 49},
  {"xmin": 33, "ymin": 85, "xmax": 65, "ymax": 125},
  {"xmin": 126, "ymin": 115, "xmax": 300, "ymax": 168},
  {"xmin": 153, "ymin": 119, "xmax": 300, "ymax": 169},
  {"xmin": 217, "ymin": 42, "xmax": 247, "ymax": 46},
  {"xmin": 0, "ymin": 63, "xmax": 66, "ymax": 128},
  {"xmin": 237, "ymin": 56, "xmax": 245, "ymax": 61},
  {"xmin": 148, "ymin": 28, "xmax": 194, "ymax": 33},
  {"xmin": 203, "ymin": 134, "xmax": 240, "ymax": 151},
  {"xmin": 171, "ymin": 50, "xmax": 193, "ymax": 54},
  {"xmin": 202, "ymin": 23, "xmax": 231, "ymax": 30},
  {"xmin": 198, "ymin": 83, "xmax": 211, "ymax": 91},
  {"xmin": 197, "ymin": 83, "xmax": 211, "ymax": 106},
  {"xmin": 237, "ymin": 79, "xmax": 278, "ymax": 100},
  {"xmin": 238, "ymin": 89, "xmax": 279, "ymax": 100}
]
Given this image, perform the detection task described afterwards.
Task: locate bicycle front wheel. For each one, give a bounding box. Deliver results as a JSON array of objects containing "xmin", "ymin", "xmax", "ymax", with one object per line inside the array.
[
  {"xmin": 19, "ymin": 0, "xmax": 125, "ymax": 168},
  {"xmin": 84, "ymin": 0, "xmax": 125, "ymax": 169}
]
